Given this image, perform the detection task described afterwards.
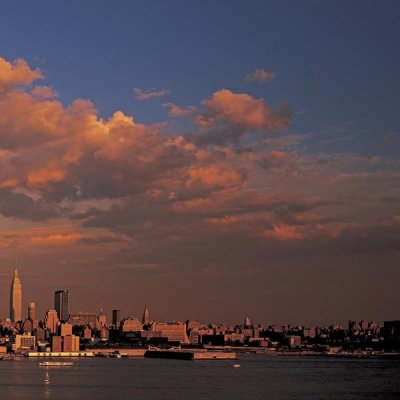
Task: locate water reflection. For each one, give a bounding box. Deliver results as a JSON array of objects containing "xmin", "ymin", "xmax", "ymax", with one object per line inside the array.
[{"xmin": 44, "ymin": 370, "xmax": 51, "ymax": 399}]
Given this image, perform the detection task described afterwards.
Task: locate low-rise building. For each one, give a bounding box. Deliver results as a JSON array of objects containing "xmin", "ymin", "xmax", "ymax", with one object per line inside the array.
[{"xmin": 151, "ymin": 322, "xmax": 189, "ymax": 344}]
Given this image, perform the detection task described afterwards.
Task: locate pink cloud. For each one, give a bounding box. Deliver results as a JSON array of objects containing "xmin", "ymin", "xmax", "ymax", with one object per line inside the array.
[
  {"xmin": 0, "ymin": 56, "xmax": 398, "ymax": 281},
  {"xmin": 262, "ymin": 224, "xmax": 305, "ymax": 240},
  {"xmin": 133, "ymin": 87, "xmax": 170, "ymax": 101},
  {"xmin": 163, "ymin": 102, "xmax": 197, "ymax": 117},
  {"xmin": 245, "ymin": 68, "xmax": 275, "ymax": 83}
]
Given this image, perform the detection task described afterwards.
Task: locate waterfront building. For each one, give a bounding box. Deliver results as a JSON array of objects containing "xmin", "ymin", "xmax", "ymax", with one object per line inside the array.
[
  {"xmin": 54, "ymin": 290, "xmax": 69, "ymax": 322},
  {"xmin": 12, "ymin": 333, "xmax": 36, "ymax": 351},
  {"xmin": 186, "ymin": 320, "xmax": 201, "ymax": 330},
  {"xmin": 51, "ymin": 335, "xmax": 62, "ymax": 352},
  {"xmin": 384, "ymin": 320, "xmax": 400, "ymax": 352},
  {"xmin": 287, "ymin": 335, "xmax": 302, "ymax": 348},
  {"xmin": 34, "ymin": 327, "xmax": 46, "ymax": 341},
  {"xmin": 60, "ymin": 323, "xmax": 73, "ymax": 336},
  {"xmin": 21, "ymin": 319, "xmax": 33, "ymax": 333},
  {"xmin": 100, "ymin": 327, "xmax": 109, "ymax": 341},
  {"xmin": 50, "ymin": 335, "xmax": 80, "ymax": 352},
  {"xmin": 63, "ymin": 335, "xmax": 80, "ymax": 352},
  {"xmin": 142, "ymin": 306, "xmax": 149, "ymax": 325},
  {"xmin": 69, "ymin": 312, "xmax": 97, "ymax": 327},
  {"xmin": 140, "ymin": 330, "xmax": 163, "ymax": 341},
  {"xmin": 28, "ymin": 301, "xmax": 36, "ymax": 321},
  {"xmin": 10, "ymin": 269, "xmax": 22, "ymax": 322},
  {"xmin": 97, "ymin": 309, "xmax": 107, "ymax": 328},
  {"xmin": 112, "ymin": 309, "xmax": 121, "ymax": 327},
  {"xmin": 151, "ymin": 322, "xmax": 190, "ymax": 344},
  {"xmin": 224, "ymin": 332, "xmax": 245, "ymax": 343},
  {"xmin": 121, "ymin": 317, "xmax": 143, "ymax": 332},
  {"xmin": 45, "ymin": 309, "xmax": 60, "ymax": 334},
  {"xmin": 304, "ymin": 327, "xmax": 316, "ymax": 338},
  {"xmin": 83, "ymin": 327, "xmax": 92, "ymax": 340}
]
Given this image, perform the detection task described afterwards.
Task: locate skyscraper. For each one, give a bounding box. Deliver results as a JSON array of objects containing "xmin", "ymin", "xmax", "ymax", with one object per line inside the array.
[
  {"xmin": 142, "ymin": 306, "xmax": 149, "ymax": 325},
  {"xmin": 45, "ymin": 309, "xmax": 59, "ymax": 334},
  {"xmin": 10, "ymin": 269, "xmax": 22, "ymax": 322},
  {"xmin": 112, "ymin": 309, "xmax": 121, "ymax": 327},
  {"xmin": 28, "ymin": 301, "xmax": 36, "ymax": 321},
  {"xmin": 54, "ymin": 290, "xmax": 69, "ymax": 322}
]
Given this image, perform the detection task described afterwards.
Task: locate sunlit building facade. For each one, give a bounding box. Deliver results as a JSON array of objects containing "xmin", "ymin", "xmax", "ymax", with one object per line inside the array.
[{"xmin": 10, "ymin": 269, "xmax": 22, "ymax": 322}]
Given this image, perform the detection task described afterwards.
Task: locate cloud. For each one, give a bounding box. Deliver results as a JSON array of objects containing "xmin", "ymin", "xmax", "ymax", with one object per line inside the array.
[
  {"xmin": 197, "ymin": 89, "xmax": 291, "ymax": 135},
  {"xmin": 0, "ymin": 55, "xmax": 399, "ymax": 293},
  {"xmin": 163, "ymin": 102, "xmax": 197, "ymax": 117},
  {"xmin": 0, "ymin": 57, "xmax": 43, "ymax": 94},
  {"xmin": 0, "ymin": 189, "xmax": 58, "ymax": 221},
  {"xmin": 245, "ymin": 68, "xmax": 275, "ymax": 83},
  {"xmin": 262, "ymin": 224, "xmax": 304, "ymax": 240},
  {"xmin": 133, "ymin": 87, "xmax": 170, "ymax": 101}
]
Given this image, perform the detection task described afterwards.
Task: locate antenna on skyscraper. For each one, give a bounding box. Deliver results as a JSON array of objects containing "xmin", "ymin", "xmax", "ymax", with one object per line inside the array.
[{"xmin": 14, "ymin": 247, "xmax": 18, "ymax": 273}]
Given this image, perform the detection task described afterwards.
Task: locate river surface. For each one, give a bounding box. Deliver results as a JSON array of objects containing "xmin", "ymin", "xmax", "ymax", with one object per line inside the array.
[{"xmin": 0, "ymin": 356, "xmax": 399, "ymax": 399}]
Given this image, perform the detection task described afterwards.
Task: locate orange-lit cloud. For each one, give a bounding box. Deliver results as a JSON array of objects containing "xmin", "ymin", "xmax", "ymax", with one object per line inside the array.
[
  {"xmin": 163, "ymin": 102, "xmax": 197, "ymax": 117},
  {"xmin": 0, "ymin": 57, "xmax": 43, "ymax": 94},
  {"xmin": 197, "ymin": 89, "xmax": 290, "ymax": 132},
  {"xmin": 30, "ymin": 232, "xmax": 82, "ymax": 245},
  {"xmin": 0, "ymin": 55, "xmax": 398, "ymax": 289},
  {"xmin": 262, "ymin": 224, "xmax": 304, "ymax": 240},
  {"xmin": 26, "ymin": 166, "xmax": 67, "ymax": 188}
]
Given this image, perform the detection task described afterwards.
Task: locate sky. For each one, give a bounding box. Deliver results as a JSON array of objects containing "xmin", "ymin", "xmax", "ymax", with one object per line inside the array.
[{"xmin": 0, "ymin": 0, "xmax": 399, "ymax": 326}]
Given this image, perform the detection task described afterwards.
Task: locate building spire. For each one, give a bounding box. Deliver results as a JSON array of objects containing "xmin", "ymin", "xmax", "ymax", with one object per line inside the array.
[
  {"xmin": 142, "ymin": 305, "xmax": 149, "ymax": 325},
  {"xmin": 10, "ymin": 265, "xmax": 22, "ymax": 322}
]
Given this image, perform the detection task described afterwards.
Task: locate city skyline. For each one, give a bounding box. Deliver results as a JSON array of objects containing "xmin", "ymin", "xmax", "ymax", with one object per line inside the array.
[
  {"xmin": 0, "ymin": 268, "xmax": 394, "ymax": 327},
  {"xmin": 0, "ymin": 1, "xmax": 400, "ymax": 326}
]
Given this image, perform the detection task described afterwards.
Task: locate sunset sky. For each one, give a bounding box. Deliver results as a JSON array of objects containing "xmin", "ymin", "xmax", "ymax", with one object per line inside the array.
[{"xmin": 0, "ymin": 0, "xmax": 399, "ymax": 326}]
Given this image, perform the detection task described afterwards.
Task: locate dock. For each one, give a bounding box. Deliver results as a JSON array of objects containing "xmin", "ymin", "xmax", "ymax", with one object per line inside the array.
[
  {"xmin": 144, "ymin": 350, "xmax": 237, "ymax": 360},
  {"xmin": 24, "ymin": 351, "xmax": 94, "ymax": 357},
  {"xmin": 91, "ymin": 349, "xmax": 146, "ymax": 357}
]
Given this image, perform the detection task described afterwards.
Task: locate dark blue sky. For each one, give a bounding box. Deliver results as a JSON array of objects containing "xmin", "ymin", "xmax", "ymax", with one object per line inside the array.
[{"xmin": 1, "ymin": 0, "xmax": 399, "ymax": 157}]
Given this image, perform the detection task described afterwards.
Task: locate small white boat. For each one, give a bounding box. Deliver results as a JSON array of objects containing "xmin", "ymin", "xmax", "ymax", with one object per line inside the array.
[
  {"xmin": 39, "ymin": 361, "xmax": 74, "ymax": 367},
  {"xmin": 233, "ymin": 364, "xmax": 241, "ymax": 368}
]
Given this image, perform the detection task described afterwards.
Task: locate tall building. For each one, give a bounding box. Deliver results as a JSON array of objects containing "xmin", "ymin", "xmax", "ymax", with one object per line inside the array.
[
  {"xmin": 112, "ymin": 309, "xmax": 121, "ymax": 327},
  {"xmin": 97, "ymin": 309, "xmax": 107, "ymax": 328},
  {"xmin": 28, "ymin": 301, "xmax": 36, "ymax": 321},
  {"xmin": 10, "ymin": 269, "xmax": 22, "ymax": 322},
  {"xmin": 54, "ymin": 290, "xmax": 69, "ymax": 322},
  {"xmin": 60, "ymin": 323, "xmax": 73, "ymax": 337},
  {"xmin": 384, "ymin": 320, "xmax": 400, "ymax": 352},
  {"xmin": 45, "ymin": 309, "xmax": 60, "ymax": 334},
  {"xmin": 142, "ymin": 306, "xmax": 149, "ymax": 325}
]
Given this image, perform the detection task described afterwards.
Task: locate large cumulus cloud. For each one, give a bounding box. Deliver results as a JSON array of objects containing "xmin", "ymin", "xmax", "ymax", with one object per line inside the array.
[{"xmin": 0, "ymin": 55, "xmax": 399, "ymax": 277}]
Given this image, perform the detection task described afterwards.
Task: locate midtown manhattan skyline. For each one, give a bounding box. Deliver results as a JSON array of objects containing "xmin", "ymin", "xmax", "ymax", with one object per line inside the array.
[{"xmin": 0, "ymin": 1, "xmax": 399, "ymax": 326}]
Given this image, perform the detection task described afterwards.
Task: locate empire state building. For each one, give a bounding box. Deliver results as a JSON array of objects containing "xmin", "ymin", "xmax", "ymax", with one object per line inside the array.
[{"xmin": 10, "ymin": 269, "xmax": 22, "ymax": 322}]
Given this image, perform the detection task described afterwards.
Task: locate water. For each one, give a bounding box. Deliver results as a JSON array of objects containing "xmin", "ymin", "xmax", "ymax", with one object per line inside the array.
[{"xmin": 0, "ymin": 356, "xmax": 399, "ymax": 400}]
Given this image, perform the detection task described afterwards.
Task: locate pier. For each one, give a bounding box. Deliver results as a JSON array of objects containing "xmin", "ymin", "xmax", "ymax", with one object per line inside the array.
[{"xmin": 144, "ymin": 350, "xmax": 237, "ymax": 360}]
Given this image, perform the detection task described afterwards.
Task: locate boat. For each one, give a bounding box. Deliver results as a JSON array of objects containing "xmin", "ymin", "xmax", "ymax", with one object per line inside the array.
[
  {"xmin": 110, "ymin": 352, "xmax": 122, "ymax": 358},
  {"xmin": 39, "ymin": 361, "xmax": 74, "ymax": 367},
  {"xmin": 233, "ymin": 364, "xmax": 241, "ymax": 368}
]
